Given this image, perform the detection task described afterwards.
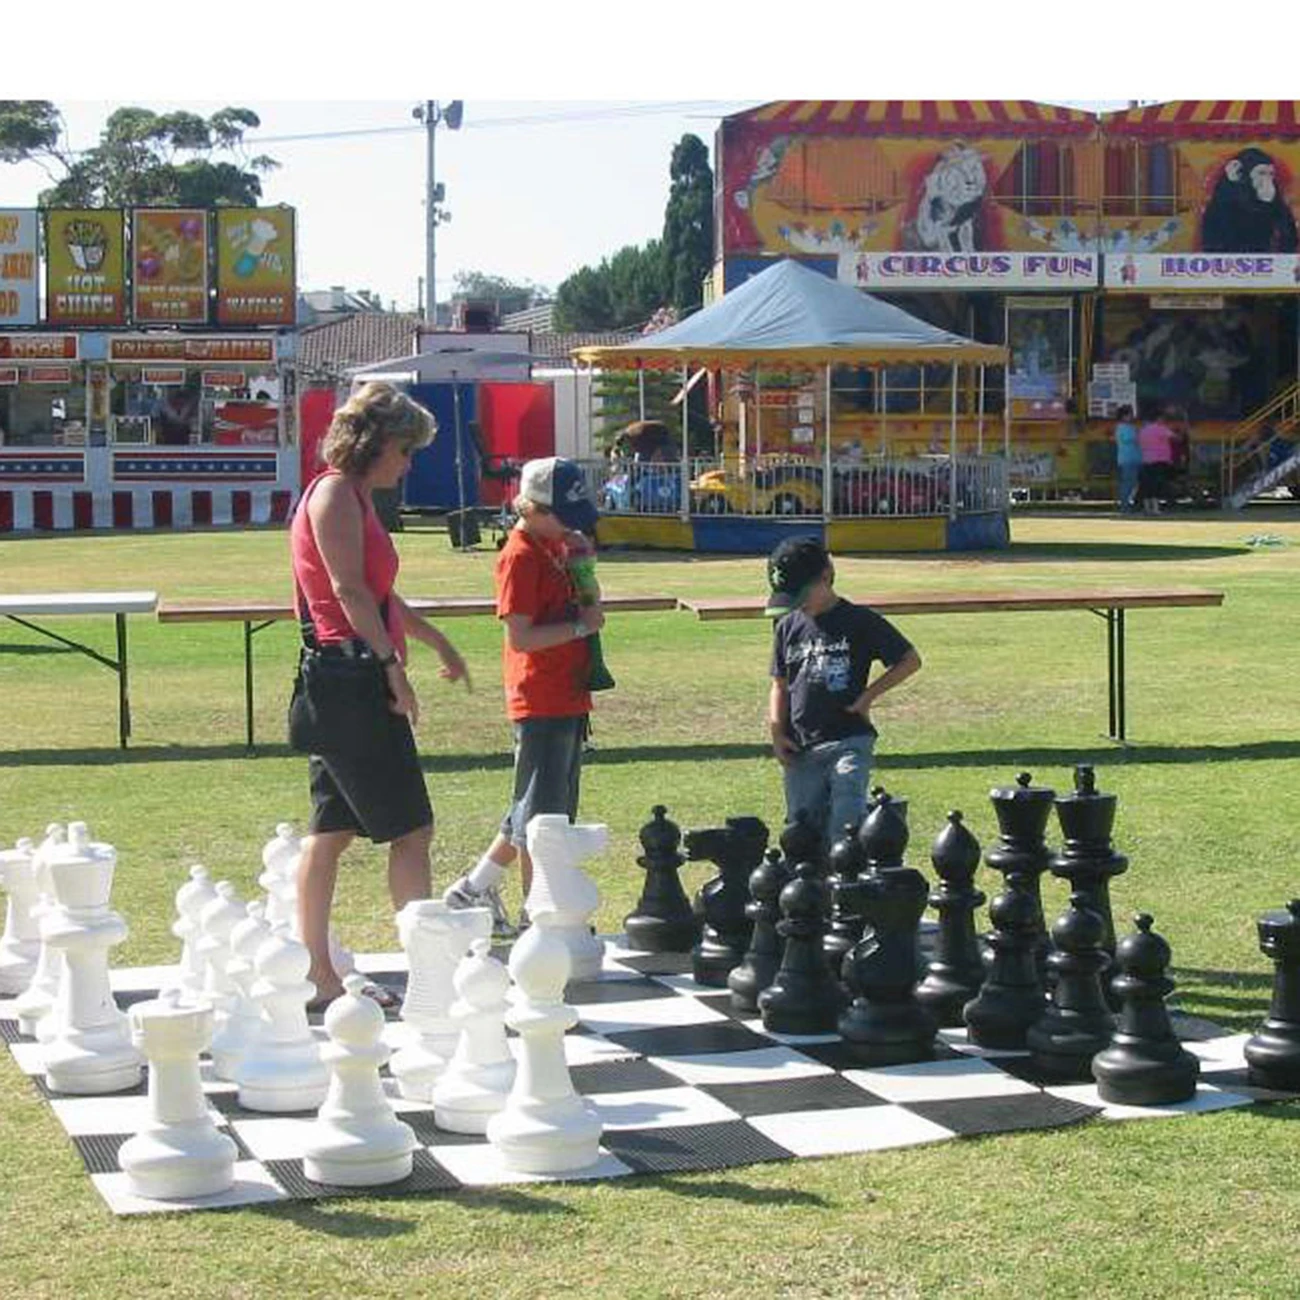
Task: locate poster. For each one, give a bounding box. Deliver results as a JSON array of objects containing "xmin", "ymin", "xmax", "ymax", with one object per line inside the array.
[
  {"xmin": 1007, "ymin": 301, "xmax": 1072, "ymax": 419},
  {"xmin": 0, "ymin": 209, "xmax": 39, "ymax": 325},
  {"xmin": 45, "ymin": 209, "xmax": 127, "ymax": 326},
  {"xmin": 215, "ymin": 207, "xmax": 295, "ymax": 325},
  {"xmin": 132, "ymin": 209, "xmax": 209, "ymax": 323}
]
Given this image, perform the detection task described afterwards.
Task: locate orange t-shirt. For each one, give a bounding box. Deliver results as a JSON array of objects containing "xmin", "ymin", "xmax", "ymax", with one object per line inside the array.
[{"xmin": 496, "ymin": 527, "xmax": 592, "ymax": 720}]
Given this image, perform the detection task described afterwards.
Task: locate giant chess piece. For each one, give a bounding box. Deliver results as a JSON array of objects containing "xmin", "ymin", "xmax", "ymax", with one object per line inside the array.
[
  {"xmin": 390, "ymin": 899, "xmax": 491, "ymax": 1101},
  {"xmin": 916, "ymin": 811, "xmax": 987, "ymax": 1028},
  {"xmin": 235, "ymin": 922, "xmax": 328, "ymax": 1113},
  {"xmin": 0, "ymin": 838, "xmax": 41, "ymax": 994},
  {"xmin": 624, "ymin": 805, "xmax": 700, "ymax": 953},
  {"xmin": 118, "ymin": 989, "xmax": 238, "ymax": 1200},
  {"xmin": 169, "ymin": 865, "xmax": 217, "ymax": 999},
  {"xmin": 728, "ymin": 849, "xmax": 792, "ymax": 1015},
  {"xmin": 198, "ymin": 882, "xmax": 249, "ymax": 1081},
  {"xmin": 781, "ymin": 811, "xmax": 824, "ymax": 879},
  {"xmin": 432, "ymin": 938, "xmax": 517, "ymax": 1134},
  {"xmin": 13, "ymin": 824, "xmax": 67, "ymax": 1039},
  {"xmin": 219, "ymin": 901, "xmax": 272, "ymax": 1082},
  {"xmin": 987, "ymin": 772, "xmax": 1055, "ymax": 977},
  {"xmin": 525, "ymin": 814, "xmax": 608, "ymax": 983},
  {"xmin": 759, "ymin": 862, "xmax": 844, "ymax": 1035},
  {"xmin": 837, "ymin": 797, "xmax": 937, "ymax": 1064},
  {"xmin": 963, "ymin": 871, "xmax": 1046, "ymax": 1051},
  {"xmin": 686, "ymin": 816, "xmax": 766, "ymax": 987},
  {"xmin": 1051, "ymin": 765, "xmax": 1128, "ymax": 966},
  {"xmin": 303, "ymin": 973, "xmax": 417, "ymax": 1186},
  {"xmin": 824, "ymin": 821, "xmax": 867, "ymax": 970},
  {"xmin": 487, "ymin": 898, "xmax": 603, "ymax": 1173},
  {"xmin": 1244, "ymin": 898, "xmax": 1300, "ymax": 1092},
  {"xmin": 1092, "ymin": 913, "xmax": 1199, "ymax": 1105},
  {"xmin": 259, "ymin": 822, "xmax": 354, "ymax": 977},
  {"xmin": 1027, "ymin": 892, "xmax": 1114, "ymax": 1080}
]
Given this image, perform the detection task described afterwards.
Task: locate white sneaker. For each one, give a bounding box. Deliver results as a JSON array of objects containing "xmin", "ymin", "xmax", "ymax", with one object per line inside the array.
[{"xmin": 442, "ymin": 875, "xmax": 518, "ymax": 940}]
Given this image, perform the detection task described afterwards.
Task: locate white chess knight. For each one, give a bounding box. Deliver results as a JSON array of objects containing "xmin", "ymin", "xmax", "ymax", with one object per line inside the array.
[
  {"xmin": 486, "ymin": 902, "xmax": 602, "ymax": 1173},
  {"xmin": 219, "ymin": 900, "xmax": 272, "ymax": 1078},
  {"xmin": 13, "ymin": 824, "xmax": 67, "ymax": 1039},
  {"xmin": 389, "ymin": 899, "xmax": 491, "ymax": 1101},
  {"xmin": 169, "ymin": 865, "xmax": 217, "ymax": 999},
  {"xmin": 0, "ymin": 838, "xmax": 41, "ymax": 994},
  {"xmin": 201, "ymin": 886, "xmax": 261, "ymax": 1081},
  {"xmin": 258, "ymin": 822, "xmax": 354, "ymax": 976},
  {"xmin": 40, "ymin": 822, "xmax": 142, "ymax": 1095},
  {"xmin": 118, "ymin": 989, "xmax": 237, "ymax": 1200},
  {"xmin": 432, "ymin": 938, "xmax": 517, "ymax": 1134},
  {"xmin": 303, "ymin": 973, "xmax": 417, "ymax": 1186},
  {"xmin": 523, "ymin": 814, "xmax": 608, "ymax": 983}
]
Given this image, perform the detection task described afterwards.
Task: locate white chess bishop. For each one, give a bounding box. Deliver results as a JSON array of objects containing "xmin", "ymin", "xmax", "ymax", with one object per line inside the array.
[
  {"xmin": 523, "ymin": 814, "xmax": 608, "ymax": 983},
  {"xmin": 40, "ymin": 822, "xmax": 142, "ymax": 1095},
  {"xmin": 13, "ymin": 824, "xmax": 67, "ymax": 1039},
  {"xmin": 0, "ymin": 838, "xmax": 41, "ymax": 994},
  {"xmin": 432, "ymin": 938, "xmax": 517, "ymax": 1134},
  {"xmin": 389, "ymin": 899, "xmax": 491, "ymax": 1101},
  {"xmin": 118, "ymin": 988, "xmax": 238, "ymax": 1200},
  {"xmin": 302, "ymin": 973, "xmax": 417, "ymax": 1186}
]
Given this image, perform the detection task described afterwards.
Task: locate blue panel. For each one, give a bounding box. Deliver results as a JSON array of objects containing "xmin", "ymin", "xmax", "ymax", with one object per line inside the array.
[
  {"xmin": 724, "ymin": 257, "xmax": 837, "ymax": 292},
  {"xmin": 945, "ymin": 511, "xmax": 1010, "ymax": 551},
  {"xmin": 403, "ymin": 383, "xmax": 479, "ymax": 509},
  {"xmin": 691, "ymin": 516, "xmax": 825, "ymax": 555}
]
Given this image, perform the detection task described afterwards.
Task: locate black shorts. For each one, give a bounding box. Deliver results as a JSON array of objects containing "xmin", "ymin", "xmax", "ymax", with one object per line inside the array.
[
  {"xmin": 499, "ymin": 714, "xmax": 587, "ymax": 846},
  {"xmin": 306, "ymin": 705, "xmax": 433, "ymax": 844}
]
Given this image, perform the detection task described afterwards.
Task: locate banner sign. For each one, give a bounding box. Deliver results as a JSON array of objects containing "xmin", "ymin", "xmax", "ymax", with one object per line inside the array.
[
  {"xmin": 839, "ymin": 251, "xmax": 1099, "ymax": 290},
  {"xmin": 215, "ymin": 207, "xmax": 295, "ymax": 325},
  {"xmin": 0, "ymin": 334, "xmax": 78, "ymax": 360},
  {"xmin": 202, "ymin": 369, "xmax": 246, "ymax": 388},
  {"xmin": 26, "ymin": 365, "xmax": 73, "ymax": 383},
  {"xmin": 132, "ymin": 209, "xmax": 209, "ymax": 324},
  {"xmin": 141, "ymin": 367, "xmax": 186, "ymax": 385},
  {"xmin": 109, "ymin": 336, "xmax": 274, "ymax": 363},
  {"xmin": 45, "ymin": 209, "xmax": 127, "ymax": 325},
  {"xmin": 0, "ymin": 209, "xmax": 39, "ymax": 325},
  {"xmin": 1104, "ymin": 253, "xmax": 1300, "ymax": 291}
]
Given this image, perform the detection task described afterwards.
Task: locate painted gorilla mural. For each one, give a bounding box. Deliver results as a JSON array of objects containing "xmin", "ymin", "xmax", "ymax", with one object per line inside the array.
[{"xmin": 1201, "ymin": 148, "xmax": 1299, "ymax": 253}]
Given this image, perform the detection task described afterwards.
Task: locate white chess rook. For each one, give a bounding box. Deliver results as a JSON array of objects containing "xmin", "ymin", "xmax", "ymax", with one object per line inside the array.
[
  {"xmin": 432, "ymin": 938, "xmax": 517, "ymax": 1134},
  {"xmin": 199, "ymin": 882, "xmax": 250, "ymax": 1081},
  {"xmin": 486, "ymin": 909, "xmax": 602, "ymax": 1173},
  {"xmin": 303, "ymin": 973, "xmax": 417, "ymax": 1186},
  {"xmin": 41, "ymin": 823, "xmax": 142, "ymax": 1095},
  {"xmin": 524, "ymin": 814, "xmax": 608, "ymax": 984},
  {"xmin": 118, "ymin": 989, "xmax": 238, "ymax": 1200},
  {"xmin": 169, "ymin": 865, "xmax": 217, "ymax": 999},
  {"xmin": 235, "ymin": 922, "xmax": 328, "ymax": 1113},
  {"xmin": 390, "ymin": 900, "xmax": 491, "ymax": 1102},
  {"xmin": 0, "ymin": 838, "xmax": 41, "ymax": 994},
  {"xmin": 13, "ymin": 825, "xmax": 67, "ymax": 1038}
]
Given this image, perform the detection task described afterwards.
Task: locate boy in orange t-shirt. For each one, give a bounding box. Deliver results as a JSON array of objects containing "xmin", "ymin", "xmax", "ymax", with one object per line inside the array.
[{"xmin": 442, "ymin": 457, "xmax": 604, "ymax": 934}]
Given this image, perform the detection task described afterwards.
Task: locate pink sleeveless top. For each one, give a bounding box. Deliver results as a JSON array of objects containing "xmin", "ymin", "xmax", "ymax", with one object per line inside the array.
[{"xmin": 290, "ymin": 470, "xmax": 405, "ymax": 659}]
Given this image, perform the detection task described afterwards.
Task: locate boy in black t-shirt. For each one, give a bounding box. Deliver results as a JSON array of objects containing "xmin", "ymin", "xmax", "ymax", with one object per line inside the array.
[{"xmin": 766, "ymin": 537, "xmax": 922, "ymax": 849}]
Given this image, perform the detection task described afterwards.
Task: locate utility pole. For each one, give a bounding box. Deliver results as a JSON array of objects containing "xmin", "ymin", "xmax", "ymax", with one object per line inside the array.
[{"xmin": 413, "ymin": 99, "xmax": 463, "ymax": 327}]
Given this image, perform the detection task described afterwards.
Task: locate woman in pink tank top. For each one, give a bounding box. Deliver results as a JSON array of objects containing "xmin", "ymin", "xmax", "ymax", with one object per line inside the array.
[{"xmin": 291, "ymin": 382, "xmax": 470, "ymax": 1009}]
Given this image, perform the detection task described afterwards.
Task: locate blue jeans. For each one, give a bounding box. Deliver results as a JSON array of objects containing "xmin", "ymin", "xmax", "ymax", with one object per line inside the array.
[
  {"xmin": 1118, "ymin": 463, "xmax": 1140, "ymax": 509},
  {"xmin": 782, "ymin": 734, "xmax": 875, "ymax": 851}
]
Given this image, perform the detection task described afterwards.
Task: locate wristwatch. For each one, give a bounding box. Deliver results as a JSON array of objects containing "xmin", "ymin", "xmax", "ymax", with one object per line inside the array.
[{"xmin": 378, "ymin": 650, "xmax": 399, "ymax": 668}]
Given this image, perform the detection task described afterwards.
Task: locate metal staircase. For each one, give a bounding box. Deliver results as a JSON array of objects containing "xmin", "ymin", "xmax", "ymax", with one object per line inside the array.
[{"xmin": 1222, "ymin": 382, "xmax": 1300, "ymax": 509}]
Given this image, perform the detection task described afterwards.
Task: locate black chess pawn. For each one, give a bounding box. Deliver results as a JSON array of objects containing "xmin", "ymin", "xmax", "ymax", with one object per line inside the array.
[
  {"xmin": 758, "ymin": 861, "xmax": 843, "ymax": 1035},
  {"xmin": 728, "ymin": 849, "xmax": 792, "ymax": 1015},
  {"xmin": 780, "ymin": 811, "xmax": 824, "ymax": 877},
  {"xmin": 686, "ymin": 816, "xmax": 766, "ymax": 988},
  {"xmin": 824, "ymin": 821, "xmax": 867, "ymax": 970},
  {"xmin": 1092, "ymin": 913, "xmax": 1199, "ymax": 1106},
  {"xmin": 986, "ymin": 771, "xmax": 1055, "ymax": 978},
  {"xmin": 963, "ymin": 871, "xmax": 1046, "ymax": 1051},
  {"xmin": 916, "ymin": 811, "xmax": 987, "ymax": 1028},
  {"xmin": 1244, "ymin": 898, "xmax": 1300, "ymax": 1092},
  {"xmin": 624, "ymin": 805, "xmax": 701, "ymax": 953},
  {"xmin": 1026, "ymin": 892, "xmax": 1115, "ymax": 1080}
]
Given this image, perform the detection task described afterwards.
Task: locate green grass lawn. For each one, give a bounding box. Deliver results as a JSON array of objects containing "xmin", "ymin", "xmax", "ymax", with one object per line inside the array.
[{"xmin": 2, "ymin": 511, "xmax": 1299, "ymax": 1298}]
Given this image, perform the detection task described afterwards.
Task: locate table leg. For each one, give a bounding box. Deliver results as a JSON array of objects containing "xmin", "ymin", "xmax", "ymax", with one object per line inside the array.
[
  {"xmin": 1115, "ymin": 608, "xmax": 1126, "ymax": 742},
  {"xmin": 244, "ymin": 620, "xmax": 255, "ymax": 751},
  {"xmin": 117, "ymin": 613, "xmax": 130, "ymax": 748}
]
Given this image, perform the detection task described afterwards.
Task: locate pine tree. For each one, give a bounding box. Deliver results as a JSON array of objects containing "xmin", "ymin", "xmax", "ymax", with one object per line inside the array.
[{"xmin": 661, "ymin": 135, "xmax": 714, "ymax": 316}]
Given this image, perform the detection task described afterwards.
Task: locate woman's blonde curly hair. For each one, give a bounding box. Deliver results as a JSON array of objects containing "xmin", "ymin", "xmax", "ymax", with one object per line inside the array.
[{"xmin": 322, "ymin": 382, "xmax": 437, "ymax": 476}]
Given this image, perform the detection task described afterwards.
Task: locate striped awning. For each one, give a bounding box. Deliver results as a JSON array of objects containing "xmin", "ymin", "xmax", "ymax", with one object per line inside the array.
[
  {"xmin": 731, "ymin": 101, "xmax": 1095, "ymax": 138},
  {"xmin": 1101, "ymin": 102, "xmax": 1300, "ymax": 139}
]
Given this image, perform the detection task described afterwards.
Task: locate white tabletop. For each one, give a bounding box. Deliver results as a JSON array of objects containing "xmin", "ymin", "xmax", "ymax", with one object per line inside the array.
[{"xmin": 0, "ymin": 591, "xmax": 160, "ymax": 616}]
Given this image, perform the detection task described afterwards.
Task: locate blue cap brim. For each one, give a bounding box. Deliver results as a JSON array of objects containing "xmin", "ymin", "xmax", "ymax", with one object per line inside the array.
[{"xmin": 556, "ymin": 499, "xmax": 599, "ymax": 533}]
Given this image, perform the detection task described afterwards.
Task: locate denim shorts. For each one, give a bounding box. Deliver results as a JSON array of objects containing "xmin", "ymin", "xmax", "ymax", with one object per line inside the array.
[{"xmin": 499, "ymin": 714, "xmax": 587, "ymax": 846}]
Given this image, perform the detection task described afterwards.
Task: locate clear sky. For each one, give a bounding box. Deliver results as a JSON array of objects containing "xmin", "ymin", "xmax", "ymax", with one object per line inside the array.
[{"xmin": 0, "ymin": 4, "xmax": 1281, "ymax": 316}]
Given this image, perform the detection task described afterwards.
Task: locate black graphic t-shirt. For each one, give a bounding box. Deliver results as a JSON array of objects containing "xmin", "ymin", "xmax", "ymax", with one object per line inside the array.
[{"xmin": 770, "ymin": 599, "xmax": 913, "ymax": 747}]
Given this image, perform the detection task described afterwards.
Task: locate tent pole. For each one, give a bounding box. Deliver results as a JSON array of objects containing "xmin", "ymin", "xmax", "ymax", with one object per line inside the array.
[
  {"xmin": 679, "ymin": 364, "xmax": 690, "ymax": 523},
  {"xmin": 824, "ymin": 363, "xmax": 833, "ymax": 522},
  {"xmin": 637, "ymin": 365, "xmax": 646, "ymax": 422},
  {"xmin": 977, "ymin": 364, "xmax": 985, "ymax": 455},
  {"xmin": 948, "ymin": 361, "xmax": 958, "ymax": 521},
  {"xmin": 754, "ymin": 366, "xmax": 762, "ymax": 464},
  {"xmin": 879, "ymin": 368, "xmax": 887, "ymax": 455},
  {"xmin": 1003, "ymin": 355, "xmax": 1011, "ymax": 461}
]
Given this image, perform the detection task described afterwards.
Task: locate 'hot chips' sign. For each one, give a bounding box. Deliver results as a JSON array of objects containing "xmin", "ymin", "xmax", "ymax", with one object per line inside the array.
[{"xmin": 46, "ymin": 209, "xmax": 127, "ymax": 326}]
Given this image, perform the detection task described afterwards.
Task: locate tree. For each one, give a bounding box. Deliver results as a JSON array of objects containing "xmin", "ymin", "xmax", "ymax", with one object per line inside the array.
[
  {"xmin": 553, "ymin": 241, "xmax": 665, "ymax": 331},
  {"xmin": 452, "ymin": 270, "xmax": 548, "ymax": 317},
  {"xmin": 0, "ymin": 101, "xmax": 277, "ymax": 207},
  {"xmin": 661, "ymin": 134, "xmax": 714, "ymax": 316}
]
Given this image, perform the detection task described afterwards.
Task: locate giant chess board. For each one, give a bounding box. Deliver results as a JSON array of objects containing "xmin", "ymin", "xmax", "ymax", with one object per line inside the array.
[{"xmin": 2, "ymin": 937, "xmax": 1292, "ymax": 1217}]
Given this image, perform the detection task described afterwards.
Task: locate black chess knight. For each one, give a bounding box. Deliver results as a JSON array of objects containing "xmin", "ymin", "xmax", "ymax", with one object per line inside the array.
[
  {"xmin": 686, "ymin": 817, "xmax": 766, "ymax": 988},
  {"xmin": 624, "ymin": 806, "xmax": 700, "ymax": 953}
]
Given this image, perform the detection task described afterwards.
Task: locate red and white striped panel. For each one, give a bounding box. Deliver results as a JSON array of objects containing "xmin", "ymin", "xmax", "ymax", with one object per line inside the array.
[{"xmin": 0, "ymin": 487, "xmax": 295, "ymax": 532}]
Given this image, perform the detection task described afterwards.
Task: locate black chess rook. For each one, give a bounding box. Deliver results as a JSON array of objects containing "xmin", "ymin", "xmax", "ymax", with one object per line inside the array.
[{"xmin": 1243, "ymin": 898, "xmax": 1300, "ymax": 1092}]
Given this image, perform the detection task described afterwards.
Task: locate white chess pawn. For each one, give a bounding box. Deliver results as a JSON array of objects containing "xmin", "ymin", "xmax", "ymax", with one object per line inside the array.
[
  {"xmin": 524, "ymin": 814, "xmax": 609, "ymax": 983},
  {"xmin": 389, "ymin": 900, "xmax": 492, "ymax": 1101},
  {"xmin": 118, "ymin": 988, "xmax": 237, "ymax": 1200},
  {"xmin": 432, "ymin": 938, "xmax": 517, "ymax": 1135},
  {"xmin": 258, "ymin": 823, "xmax": 301, "ymax": 930},
  {"xmin": 41, "ymin": 822, "xmax": 142, "ymax": 1094},
  {"xmin": 235, "ymin": 922, "xmax": 328, "ymax": 1113},
  {"xmin": 170, "ymin": 865, "xmax": 217, "ymax": 998},
  {"xmin": 303, "ymin": 973, "xmax": 417, "ymax": 1186},
  {"xmin": 212, "ymin": 899, "xmax": 271, "ymax": 1081},
  {"xmin": 13, "ymin": 825, "xmax": 67, "ymax": 1038},
  {"xmin": 487, "ymin": 908, "xmax": 602, "ymax": 1173},
  {"xmin": 0, "ymin": 838, "xmax": 41, "ymax": 994}
]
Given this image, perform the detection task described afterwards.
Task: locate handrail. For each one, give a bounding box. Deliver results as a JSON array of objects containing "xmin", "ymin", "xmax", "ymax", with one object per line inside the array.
[{"xmin": 1222, "ymin": 381, "xmax": 1300, "ymax": 498}]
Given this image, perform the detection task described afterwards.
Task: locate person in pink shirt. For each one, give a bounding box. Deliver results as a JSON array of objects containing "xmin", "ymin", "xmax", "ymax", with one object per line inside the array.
[{"xmin": 1137, "ymin": 411, "xmax": 1179, "ymax": 515}]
